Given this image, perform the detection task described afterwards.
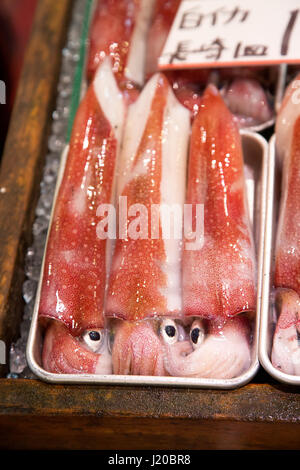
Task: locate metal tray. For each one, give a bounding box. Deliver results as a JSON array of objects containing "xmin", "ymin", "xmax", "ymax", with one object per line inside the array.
[
  {"xmin": 26, "ymin": 129, "xmax": 268, "ymax": 389},
  {"xmin": 259, "ymin": 135, "xmax": 300, "ymax": 386}
]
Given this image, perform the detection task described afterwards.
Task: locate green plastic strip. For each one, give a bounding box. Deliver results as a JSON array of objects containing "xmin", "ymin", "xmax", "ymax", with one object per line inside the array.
[{"xmin": 66, "ymin": 0, "xmax": 94, "ymax": 143}]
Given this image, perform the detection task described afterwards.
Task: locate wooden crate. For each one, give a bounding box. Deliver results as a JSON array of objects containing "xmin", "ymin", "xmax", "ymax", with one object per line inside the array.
[{"xmin": 0, "ymin": 0, "xmax": 299, "ymax": 450}]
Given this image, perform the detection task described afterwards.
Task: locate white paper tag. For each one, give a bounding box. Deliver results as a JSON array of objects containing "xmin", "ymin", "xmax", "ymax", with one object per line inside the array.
[{"xmin": 159, "ymin": 0, "xmax": 300, "ymax": 69}]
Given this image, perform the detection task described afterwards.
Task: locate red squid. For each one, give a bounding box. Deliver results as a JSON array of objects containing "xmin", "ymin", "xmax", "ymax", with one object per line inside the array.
[
  {"xmin": 105, "ymin": 72, "xmax": 190, "ymax": 375},
  {"xmin": 162, "ymin": 86, "xmax": 255, "ymax": 379},
  {"xmin": 39, "ymin": 60, "xmax": 125, "ymax": 374},
  {"xmin": 87, "ymin": 0, "xmax": 155, "ymax": 87}
]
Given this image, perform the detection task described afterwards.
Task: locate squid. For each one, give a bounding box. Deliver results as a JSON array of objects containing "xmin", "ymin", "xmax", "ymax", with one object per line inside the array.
[
  {"xmin": 87, "ymin": 0, "xmax": 155, "ymax": 87},
  {"xmin": 105, "ymin": 72, "xmax": 190, "ymax": 375},
  {"xmin": 271, "ymin": 76, "xmax": 300, "ymax": 374},
  {"xmin": 39, "ymin": 60, "xmax": 125, "ymax": 374},
  {"xmin": 145, "ymin": 0, "xmax": 181, "ymax": 79},
  {"xmin": 165, "ymin": 70, "xmax": 208, "ymax": 118},
  {"xmin": 221, "ymin": 78, "xmax": 274, "ymax": 128},
  {"xmin": 162, "ymin": 86, "xmax": 255, "ymax": 379},
  {"xmin": 145, "ymin": 0, "xmax": 208, "ymax": 117}
]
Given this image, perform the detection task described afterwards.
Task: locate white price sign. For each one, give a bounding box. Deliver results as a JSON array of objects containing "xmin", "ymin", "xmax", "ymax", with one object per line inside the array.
[{"xmin": 159, "ymin": 0, "xmax": 300, "ymax": 69}]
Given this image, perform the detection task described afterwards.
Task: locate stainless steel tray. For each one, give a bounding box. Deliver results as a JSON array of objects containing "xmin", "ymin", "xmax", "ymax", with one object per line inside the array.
[
  {"xmin": 27, "ymin": 129, "xmax": 268, "ymax": 389},
  {"xmin": 259, "ymin": 135, "xmax": 300, "ymax": 386}
]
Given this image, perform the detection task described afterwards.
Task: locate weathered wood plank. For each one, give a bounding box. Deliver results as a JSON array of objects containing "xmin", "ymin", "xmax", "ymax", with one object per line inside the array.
[
  {"xmin": 0, "ymin": 0, "xmax": 73, "ymax": 375},
  {"xmin": 0, "ymin": 379, "xmax": 299, "ymax": 449}
]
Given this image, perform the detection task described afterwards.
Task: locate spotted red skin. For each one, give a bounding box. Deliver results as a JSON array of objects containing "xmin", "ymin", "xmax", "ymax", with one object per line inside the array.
[
  {"xmin": 165, "ymin": 70, "xmax": 209, "ymax": 118},
  {"xmin": 42, "ymin": 321, "xmax": 100, "ymax": 374},
  {"xmin": 39, "ymin": 82, "xmax": 118, "ymax": 334},
  {"xmin": 106, "ymin": 75, "xmax": 171, "ymax": 322},
  {"xmin": 275, "ymin": 117, "xmax": 300, "ymax": 295},
  {"xmin": 183, "ymin": 86, "xmax": 256, "ymax": 319},
  {"xmin": 87, "ymin": 0, "xmax": 140, "ymax": 83},
  {"xmin": 146, "ymin": 0, "xmax": 181, "ymax": 78},
  {"xmin": 173, "ymin": 85, "xmax": 202, "ymax": 118}
]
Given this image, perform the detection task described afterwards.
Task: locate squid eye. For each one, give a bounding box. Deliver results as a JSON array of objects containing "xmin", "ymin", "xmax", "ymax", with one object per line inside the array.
[
  {"xmin": 82, "ymin": 329, "xmax": 104, "ymax": 353},
  {"xmin": 190, "ymin": 320, "xmax": 205, "ymax": 349},
  {"xmin": 160, "ymin": 319, "xmax": 178, "ymax": 345}
]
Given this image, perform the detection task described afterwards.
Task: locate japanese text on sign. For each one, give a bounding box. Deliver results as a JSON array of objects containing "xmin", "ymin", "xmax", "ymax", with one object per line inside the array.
[{"xmin": 159, "ymin": 0, "xmax": 300, "ymax": 69}]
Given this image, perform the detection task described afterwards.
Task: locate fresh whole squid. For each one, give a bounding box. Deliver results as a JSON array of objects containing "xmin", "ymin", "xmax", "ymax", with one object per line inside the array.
[
  {"xmin": 271, "ymin": 75, "xmax": 300, "ymax": 375},
  {"xmin": 146, "ymin": 0, "xmax": 274, "ymax": 127},
  {"xmin": 162, "ymin": 86, "xmax": 255, "ymax": 379},
  {"xmin": 39, "ymin": 60, "xmax": 125, "ymax": 374},
  {"xmin": 221, "ymin": 77, "xmax": 274, "ymax": 129},
  {"xmin": 165, "ymin": 70, "xmax": 208, "ymax": 118},
  {"xmin": 105, "ymin": 72, "xmax": 190, "ymax": 375}
]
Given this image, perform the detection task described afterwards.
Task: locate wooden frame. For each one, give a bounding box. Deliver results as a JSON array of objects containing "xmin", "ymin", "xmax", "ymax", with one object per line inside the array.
[{"xmin": 0, "ymin": 0, "xmax": 298, "ymax": 450}]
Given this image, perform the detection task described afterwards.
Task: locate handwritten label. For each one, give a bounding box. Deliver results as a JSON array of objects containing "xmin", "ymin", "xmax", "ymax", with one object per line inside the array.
[{"xmin": 159, "ymin": 0, "xmax": 300, "ymax": 69}]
